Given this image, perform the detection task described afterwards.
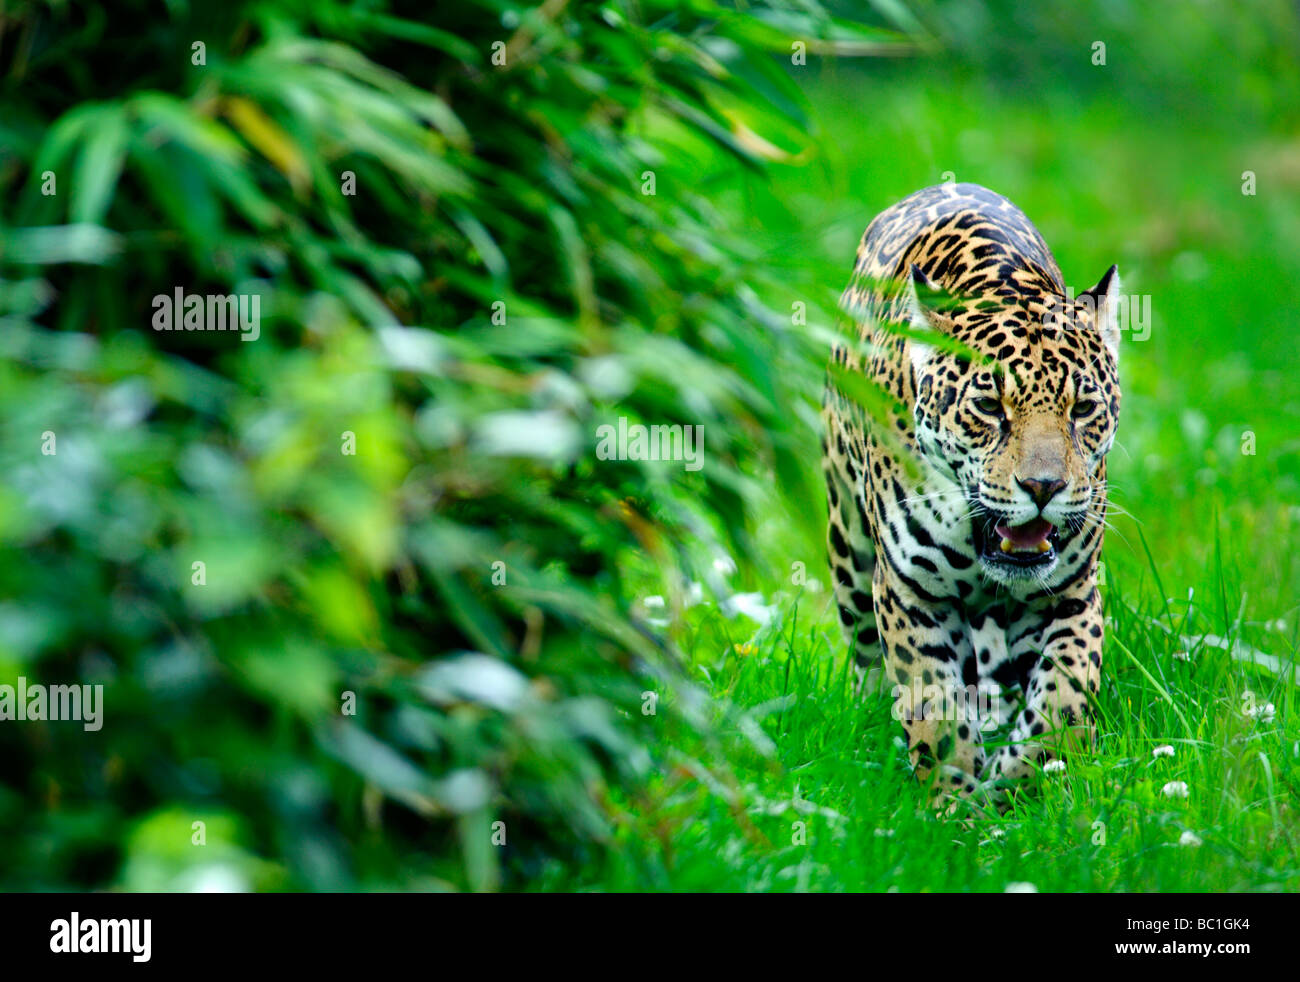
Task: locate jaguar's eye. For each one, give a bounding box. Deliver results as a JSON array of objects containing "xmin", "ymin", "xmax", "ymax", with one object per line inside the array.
[
  {"xmin": 973, "ymin": 396, "xmax": 1003, "ymax": 416},
  {"xmin": 1072, "ymin": 399, "xmax": 1098, "ymax": 419}
]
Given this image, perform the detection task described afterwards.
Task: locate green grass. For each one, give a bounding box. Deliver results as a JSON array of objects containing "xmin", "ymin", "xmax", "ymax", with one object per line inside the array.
[
  {"xmin": 543, "ymin": 66, "xmax": 1300, "ymax": 892},
  {"xmin": 551, "ymin": 549, "xmax": 1299, "ymax": 892},
  {"xmin": 581, "ymin": 574, "xmax": 1297, "ymax": 892}
]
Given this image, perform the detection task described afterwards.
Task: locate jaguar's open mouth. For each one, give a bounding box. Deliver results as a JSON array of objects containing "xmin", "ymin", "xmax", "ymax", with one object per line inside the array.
[{"xmin": 978, "ymin": 516, "xmax": 1060, "ymax": 567}]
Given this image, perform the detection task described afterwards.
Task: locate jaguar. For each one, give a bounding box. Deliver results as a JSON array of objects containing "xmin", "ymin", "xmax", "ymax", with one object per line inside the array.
[{"xmin": 822, "ymin": 182, "xmax": 1121, "ymax": 804}]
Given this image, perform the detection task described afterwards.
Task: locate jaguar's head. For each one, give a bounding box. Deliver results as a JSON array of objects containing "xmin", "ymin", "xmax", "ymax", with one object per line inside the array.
[{"xmin": 905, "ymin": 263, "xmax": 1122, "ymax": 588}]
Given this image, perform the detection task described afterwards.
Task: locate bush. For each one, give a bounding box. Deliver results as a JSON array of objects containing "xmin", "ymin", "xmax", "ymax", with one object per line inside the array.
[{"xmin": 0, "ymin": 0, "xmax": 912, "ymax": 889}]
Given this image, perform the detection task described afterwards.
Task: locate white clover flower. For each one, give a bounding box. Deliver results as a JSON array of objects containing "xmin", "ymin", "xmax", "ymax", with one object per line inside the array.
[
  {"xmin": 1245, "ymin": 702, "xmax": 1276, "ymax": 723},
  {"xmin": 1005, "ymin": 882, "xmax": 1037, "ymax": 893},
  {"xmin": 1178, "ymin": 830, "xmax": 1202, "ymax": 848},
  {"xmin": 990, "ymin": 827, "xmax": 1006, "ymax": 840},
  {"xmin": 1043, "ymin": 759, "xmax": 1066, "ymax": 774},
  {"xmin": 1153, "ymin": 745, "xmax": 1175, "ymax": 758},
  {"xmin": 1161, "ymin": 780, "xmax": 1189, "ymax": 798}
]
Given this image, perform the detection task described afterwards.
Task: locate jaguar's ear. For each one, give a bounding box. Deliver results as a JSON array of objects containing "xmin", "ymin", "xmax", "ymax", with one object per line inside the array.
[
  {"xmin": 1080, "ymin": 264, "xmax": 1121, "ymax": 363},
  {"xmin": 904, "ymin": 263, "xmax": 946, "ymax": 376}
]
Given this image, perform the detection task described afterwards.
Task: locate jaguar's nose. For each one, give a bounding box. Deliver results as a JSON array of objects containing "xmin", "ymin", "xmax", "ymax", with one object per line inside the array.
[{"xmin": 1017, "ymin": 476, "xmax": 1067, "ymax": 509}]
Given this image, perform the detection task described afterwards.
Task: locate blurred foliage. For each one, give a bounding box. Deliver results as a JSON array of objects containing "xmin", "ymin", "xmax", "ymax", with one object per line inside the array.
[
  {"xmin": 0, "ymin": 0, "xmax": 912, "ymax": 889},
  {"xmin": 916, "ymin": 0, "xmax": 1300, "ymax": 129}
]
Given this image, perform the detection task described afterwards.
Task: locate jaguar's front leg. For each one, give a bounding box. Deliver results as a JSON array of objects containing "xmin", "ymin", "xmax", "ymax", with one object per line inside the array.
[
  {"xmin": 986, "ymin": 586, "xmax": 1103, "ymax": 784},
  {"xmin": 877, "ymin": 574, "xmax": 984, "ymax": 804}
]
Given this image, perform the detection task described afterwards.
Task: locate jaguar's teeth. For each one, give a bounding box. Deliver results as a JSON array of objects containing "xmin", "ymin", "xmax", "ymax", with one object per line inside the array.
[{"xmin": 998, "ymin": 536, "xmax": 1053, "ymax": 556}]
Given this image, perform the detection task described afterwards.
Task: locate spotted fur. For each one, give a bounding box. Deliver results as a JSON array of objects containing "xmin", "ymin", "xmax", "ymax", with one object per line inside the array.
[{"xmin": 823, "ymin": 183, "xmax": 1121, "ymax": 803}]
